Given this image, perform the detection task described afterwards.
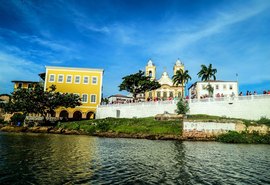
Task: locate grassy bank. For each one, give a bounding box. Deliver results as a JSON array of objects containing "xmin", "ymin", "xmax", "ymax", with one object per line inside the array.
[
  {"xmin": 217, "ymin": 131, "xmax": 270, "ymax": 144},
  {"xmin": 57, "ymin": 117, "xmax": 182, "ymax": 136},
  {"xmin": 2, "ymin": 114, "xmax": 270, "ymax": 143}
]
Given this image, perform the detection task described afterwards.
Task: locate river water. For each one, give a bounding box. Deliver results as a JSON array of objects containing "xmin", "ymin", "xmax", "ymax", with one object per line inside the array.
[{"xmin": 0, "ymin": 132, "xmax": 269, "ymax": 185}]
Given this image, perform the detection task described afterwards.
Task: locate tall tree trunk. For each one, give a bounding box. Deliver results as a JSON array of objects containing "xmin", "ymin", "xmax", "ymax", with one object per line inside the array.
[
  {"xmin": 133, "ymin": 93, "xmax": 137, "ymax": 101},
  {"xmin": 182, "ymin": 82, "xmax": 184, "ymax": 99}
]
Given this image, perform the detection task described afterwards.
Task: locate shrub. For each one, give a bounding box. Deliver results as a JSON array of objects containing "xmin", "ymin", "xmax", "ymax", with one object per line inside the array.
[
  {"xmin": 257, "ymin": 117, "xmax": 270, "ymax": 126},
  {"xmin": 96, "ymin": 122, "xmax": 110, "ymax": 132},
  {"xmin": 10, "ymin": 113, "xmax": 26, "ymax": 126},
  {"xmin": 217, "ymin": 131, "xmax": 270, "ymax": 144},
  {"xmin": 80, "ymin": 124, "xmax": 96, "ymax": 134},
  {"xmin": 176, "ymin": 98, "xmax": 189, "ymax": 115}
]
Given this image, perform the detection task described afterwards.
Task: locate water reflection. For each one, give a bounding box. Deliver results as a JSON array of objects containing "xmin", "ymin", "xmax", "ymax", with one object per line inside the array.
[
  {"xmin": 0, "ymin": 132, "xmax": 269, "ymax": 184},
  {"xmin": 0, "ymin": 133, "xmax": 96, "ymax": 184}
]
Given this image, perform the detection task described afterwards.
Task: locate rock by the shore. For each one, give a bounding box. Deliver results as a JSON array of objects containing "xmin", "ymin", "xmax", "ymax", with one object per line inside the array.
[
  {"xmin": 0, "ymin": 125, "xmax": 87, "ymax": 136},
  {"xmin": 155, "ymin": 112, "xmax": 183, "ymax": 121},
  {"xmin": 0, "ymin": 125, "xmax": 215, "ymax": 141}
]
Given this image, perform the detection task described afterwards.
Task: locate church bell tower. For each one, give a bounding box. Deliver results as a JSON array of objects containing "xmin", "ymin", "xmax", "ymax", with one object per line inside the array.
[
  {"xmin": 173, "ymin": 58, "xmax": 184, "ymax": 75},
  {"xmin": 145, "ymin": 59, "xmax": 156, "ymax": 80}
]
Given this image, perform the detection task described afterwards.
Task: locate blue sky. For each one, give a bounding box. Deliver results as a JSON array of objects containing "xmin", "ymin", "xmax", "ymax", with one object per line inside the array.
[{"xmin": 0, "ymin": 0, "xmax": 269, "ymax": 96}]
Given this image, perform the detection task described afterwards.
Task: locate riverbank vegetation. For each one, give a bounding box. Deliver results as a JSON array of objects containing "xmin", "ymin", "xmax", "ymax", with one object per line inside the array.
[
  {"xmin": 57, "ymin": 117, "xmax": 182, "ymax": 136},
  {"xmin": 1, "ymin": 114, "xmax": 270, "ymax": 143},
  {"xmin": 217, "ymin": 131, "xmax": 270, "ymax": 144}
]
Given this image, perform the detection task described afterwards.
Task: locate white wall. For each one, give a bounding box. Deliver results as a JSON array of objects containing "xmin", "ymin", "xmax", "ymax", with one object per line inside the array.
[
  {"xmin": 189, "ymin": 95, "xmax": 270, "ymax": 120},
  {"xmin": 184, "ymin": 122, "xmax": 236, "ymax": 132},
  {"xmin": 96, "ymin": 95, "xmax": 270, "ymax": 120},
  {"xmin": 96, "ymin": 101, "xmax": 177, "ymax": 118}
]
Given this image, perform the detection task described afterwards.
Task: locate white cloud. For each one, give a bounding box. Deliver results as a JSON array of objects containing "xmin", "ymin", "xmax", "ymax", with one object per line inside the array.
[
  {"xmin": 152, "ymin": 1, "xmax": 270, "ymax": 55},
  {"xmin": 0, "ymin": 51, "xmax": 43, "ymax": 93}
]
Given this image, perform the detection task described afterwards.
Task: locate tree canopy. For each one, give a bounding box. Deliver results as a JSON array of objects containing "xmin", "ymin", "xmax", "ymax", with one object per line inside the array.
[
  {"xmin": 119, "ymin": 70, "xmax": 161, "ymax": 99},
  {"xmin": 3, "ymin": 84, "xmax": 81, "ymax": 122},
  {"xmin": 172, "ymin": 69, "xmax": 192, "ymax": 98},
  {"xmin": 197, "ymin": 64, "xmax": 217, "ymax": 81}
]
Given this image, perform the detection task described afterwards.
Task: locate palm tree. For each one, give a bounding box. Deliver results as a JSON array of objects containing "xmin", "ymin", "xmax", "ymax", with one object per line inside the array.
[
  {"xmin": 172, "ymin": 69, "xmax": 192, "ymax": 98},
  {"xmin": 197, "ymin": 64, "xmax": 217, "ymax": 97}
]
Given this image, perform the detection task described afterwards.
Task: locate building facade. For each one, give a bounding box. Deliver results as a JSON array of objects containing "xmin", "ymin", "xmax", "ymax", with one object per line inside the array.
[
  {"xmin": 43, "ymin": 66, "xmax": 104, "ymax": 119},
  {"xmin": 188, "ymin": 81, "xmax": 238, "ymax": 99},
  {"xmin": 145, "ymin": 59, "xmax": 185, "ymax": 100},
  {"xmin": 108, "ymin": 94, "xmax": 133, "ymax": 104},
  {"xmin": 12, "ymin": 80, "xmax": 39, "ymax": 90}
]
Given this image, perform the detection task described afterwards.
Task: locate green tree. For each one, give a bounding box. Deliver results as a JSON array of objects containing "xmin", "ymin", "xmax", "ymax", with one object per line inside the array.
[
  {"xmin": 119, "ymin": 70, "xmax": 161, "ymax": 99},
  {"xmin": 197, "ymin": 64, "xmax": 217, "ymax": 97},
  {"xmin": 4, "ymin": 84, "xmax": 81, "ymax": 123},
  {"xmin": 176, "ymin": 98, "xmax": 189, "ymax": 115},
  {"xmin": 172, "ymin": 69, "xmax": 192, "ymax": 98}
]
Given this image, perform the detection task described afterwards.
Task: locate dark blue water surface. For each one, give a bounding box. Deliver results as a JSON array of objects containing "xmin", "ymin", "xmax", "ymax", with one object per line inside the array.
[{"xmin": 0, "ymin": 132, "xmax": 269, "ymax": 185}]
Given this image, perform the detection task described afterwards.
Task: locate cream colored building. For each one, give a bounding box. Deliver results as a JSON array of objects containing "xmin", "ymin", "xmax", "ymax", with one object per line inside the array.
[{"xmin": 145, "ymin": 59, "xmax": 185, "ymax": 100}]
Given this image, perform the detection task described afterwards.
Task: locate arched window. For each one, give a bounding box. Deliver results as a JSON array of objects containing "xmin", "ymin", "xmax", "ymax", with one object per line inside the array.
[
  {"xmin": 149, "ymin": 70, "xmax": 152, "ymax": 77},
  {"xmin": 149, "ymin": 92, "xmax": 152, "ymax": 98},
  {"xmin": 178, "ymin": 92, "xmax": 181, "ymax": 98},
  {"xmin": 60, "ymin": 110, "xmax": 69, "ymax": 121},
  {"xmin": 86, "ymin": 112, "xmax": 95, "ymax": 119},
  {"xmin": 73, "ymin": 111, "xmax": 82, "ymax": 121},
  {"xmin": 169, "ymin": 92, "xmax": 173, "ymax": 98}
]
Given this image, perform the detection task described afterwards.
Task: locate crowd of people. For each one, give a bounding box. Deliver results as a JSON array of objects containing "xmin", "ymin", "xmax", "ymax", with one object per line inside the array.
[
  {"xmin": 104, "ymin": 90, "xmax": 270, "ymax": 105},
  {"xmin": 239, "ymin": 90, "xmax": 270, "ymax": 96}
]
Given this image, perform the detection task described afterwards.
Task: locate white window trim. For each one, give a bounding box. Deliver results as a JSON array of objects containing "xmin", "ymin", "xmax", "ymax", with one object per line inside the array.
[
  {"xmin": 57, "ymin": 74, "xmax": 64, "ymax": 83},
  {"xmin": 90, "ymin": 94, "xmax": 97, "ymax": 103},
  {"xmin": 82, "ymin": 94, "xmax": 88, "ymax": 103},
  {"xmin": 49, "ymin": 74, "xmax": 55, "ymax": 82},
  {"xmin": 83, "ymin": 76, "xmax": 90, "ymax": 84},
  {"xmin": 66, "ymin": 75, "xmax": 72, "ymax": 83},
  {"xmin": 75, "ymin": 75, "xmax": 81, "ymax": 84},
  {"xmin": 92, "ymin": 76, "xmax": 98, "ymax": 85}
]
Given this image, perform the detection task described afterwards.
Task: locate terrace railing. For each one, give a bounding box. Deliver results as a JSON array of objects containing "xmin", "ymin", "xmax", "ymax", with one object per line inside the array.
[
  {"xmin": 99, "ymin": 100, "xmax": 178, "ymax": 108},
  {"xmin": 99, "ymin": 94, "xmax": 270, "ymax": 108},
  {"xmin": 189, "ymin": 94, "xmax": 270, "ymax": 103}
]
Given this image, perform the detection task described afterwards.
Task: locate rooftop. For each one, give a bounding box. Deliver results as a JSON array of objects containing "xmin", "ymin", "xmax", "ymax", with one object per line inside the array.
[
  {"xmin": 11, "ymin": 80, "xmax": 39, "ymax": 83},
  {"xmin": 45, "ymin": 66, "xmax": 104, "ymax": 72}
]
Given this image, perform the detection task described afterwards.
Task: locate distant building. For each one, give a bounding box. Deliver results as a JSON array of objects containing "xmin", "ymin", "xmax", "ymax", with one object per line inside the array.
[
  {"xmin": 11, "ymin": 80, "xmax": 39, "ymax": 90},
  {"xmin": 108, "ymin": 94, "xmax": 133, "ymax": 104},
  {"xmin": 0, "ymin": 94, "xmax": 10, "ymax": 103},
  {"xmin": 0, "ymin": 94, "xmax": 10, "ymax": 119},
  {"xmin": 188, "ymin": 81, "xmax": 238, "ymax": 99},
  {"xmin": 145, "ymin": 59, "xmax": 185, "ymax": 100},
  {"xmin": 43, "ymin": 66, "xmax": 104, "ymax": 119}
]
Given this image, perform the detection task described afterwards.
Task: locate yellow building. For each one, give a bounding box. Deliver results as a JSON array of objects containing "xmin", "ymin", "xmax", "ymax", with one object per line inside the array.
[
  {"xmin": 145, "ymin": 59, "xmax": 185, "ymax": 100},
  {"xmin": 43, "ymin": 66, "xmax": 104, "ymax": 120},
  {"xmin": 12, "ymin": 80, "xmax": 39, "ymax": 90}
]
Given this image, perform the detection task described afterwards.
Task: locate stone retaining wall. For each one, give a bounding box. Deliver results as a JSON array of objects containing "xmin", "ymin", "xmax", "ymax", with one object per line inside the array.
[{"xmin": 183, "ymin": 121, "xmax": 270, "ymax": 139}]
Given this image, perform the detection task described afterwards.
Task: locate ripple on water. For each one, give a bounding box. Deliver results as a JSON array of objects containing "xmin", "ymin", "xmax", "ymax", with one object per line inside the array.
[{"xmin": 0, "ymin": 133, "xmax": 270, "ymax": 184}]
